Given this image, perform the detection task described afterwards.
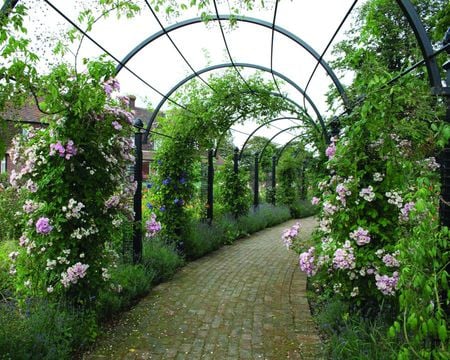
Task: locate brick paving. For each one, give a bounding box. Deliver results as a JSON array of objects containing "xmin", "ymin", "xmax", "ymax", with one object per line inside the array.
[{"xmin": 84, "ymin": 217, "xmax": 322, "ymax": 359}]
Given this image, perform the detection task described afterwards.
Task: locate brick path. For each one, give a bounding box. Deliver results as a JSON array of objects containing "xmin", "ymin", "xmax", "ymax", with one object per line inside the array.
[{"xmin": 84, "ymin": 217, "xmax": 322, "ymax": 359}]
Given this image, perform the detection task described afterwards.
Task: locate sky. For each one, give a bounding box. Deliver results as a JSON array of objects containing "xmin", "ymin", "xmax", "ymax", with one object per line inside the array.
[{"xmin": 19, "ymin": 0, "xmax": 364, "ymax": 148}]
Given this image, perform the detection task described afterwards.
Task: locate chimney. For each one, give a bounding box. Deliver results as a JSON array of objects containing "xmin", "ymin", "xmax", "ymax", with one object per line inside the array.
[{"xmin": 129, "ymin": 95, "xmax": 136, "ymax": 110}]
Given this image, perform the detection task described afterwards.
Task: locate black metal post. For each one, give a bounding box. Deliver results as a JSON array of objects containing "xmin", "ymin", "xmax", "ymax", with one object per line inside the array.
[
  {"xmin": 133, "ymin": 118, "xmax": 143, "ymax": 264},
  {"xmin": 330, "ymin": 116, "xmax": 340, "ymax": 140},
  {"xmin": 301, "ymin": 160, "xmax": 307, "ymax": 200},
  {"xmin": 439, "ymin": 56, "xmax": 450, "ymax": 227},
  {"xmin": 254, "ymin": 153, "xmax": 259, "ymax": 211},
  {"xmin": 207, "ymin": 149, "xmax": 214, "ymax": 223},
  {"xmin": 271, "ymin": 155, "xmax": 276, "ymax": 205},
  {"xmin": 233, "ymin": 147, "xmax": 239, "ymax": 174}
]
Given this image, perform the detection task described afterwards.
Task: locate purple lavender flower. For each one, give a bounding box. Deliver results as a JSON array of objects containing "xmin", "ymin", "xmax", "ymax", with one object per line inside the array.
[
  {"xmin": 145, "ymin": 213, "xmax": 162, "ymax": 238},
  {"xmin": 36, "ymin": 217, "xmax": 53, "ymax": 235}
]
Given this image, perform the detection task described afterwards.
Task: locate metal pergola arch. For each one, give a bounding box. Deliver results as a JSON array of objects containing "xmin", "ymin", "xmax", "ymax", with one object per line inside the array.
[
  {"xmin": 114, "ymin": 14, "xmax": 351, "ymax": 111},
  {"xmin": 212, "ymin": 95, "xmax": 319, "ymax": 159},
  {"xmin": 276, "ymin": 134, "xmax": 307, "ymax": 164},
  {"xmin": 258, "ymin": 125, "xmax": 307, "ymax": 163},
  {"xmin": 123, "ymin": 62, "xmax": 327, "ymax": 143},
  {"xmin": 239, "ymin": 117, "xmax": 308, "ymax": 160}
]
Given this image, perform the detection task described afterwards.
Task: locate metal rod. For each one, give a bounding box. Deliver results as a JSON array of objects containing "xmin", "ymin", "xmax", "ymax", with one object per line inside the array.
[
  {"xmin": 133, "ymin": 119, "xmax": 144, "ymax": 264},
  {"xmin": 207, "ymin": 149, "xmax": 214, "ymax": 223},
  {"xmin": 271, "ymin": 155, "xmax": 276, "ymax": 205},
  {"xmin": 253, "ymin": 153, "xmax": 259, "ymax": 211}
]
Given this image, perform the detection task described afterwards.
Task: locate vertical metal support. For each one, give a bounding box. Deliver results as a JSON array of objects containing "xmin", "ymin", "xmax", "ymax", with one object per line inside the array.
[
  {"xmin": 330, "ymin": 116, "xmax": 340, "ymax": 140},
  {"xmin": 254, "ymin": 153, "xmax": 259, "ymax": 211},
  {"xmin": 233, "ymin": 147, "xmax": 239, "ymax": 174},
  {"xmin": 271, "ymin": 155, "xmax": 276, "ymax": 205},
  {"xmin": 439, "ymin": 59, "xmax": 450, "ymax": 227},
  {"xmin": 207, "ymin": 149, "xmax": 214, "ymax": 224},
  {"xmin": 301, "ymin": 160, "xmax": 307, "ymax": 200},
  {"xmin": 133, "ymin": 119, "xmax": 143, "ymax": 264}
]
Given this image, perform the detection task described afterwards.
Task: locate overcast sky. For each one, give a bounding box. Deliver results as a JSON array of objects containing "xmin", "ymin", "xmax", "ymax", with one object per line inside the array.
[{"xmin": 21, "ymin": 0, "xmax": 364, "ymax": 147}]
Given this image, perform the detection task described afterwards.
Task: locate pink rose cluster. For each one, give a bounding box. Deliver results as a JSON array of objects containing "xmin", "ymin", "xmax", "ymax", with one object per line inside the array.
[
  {"xmin": 332, "ymin": 241, "xmax": 356, "ymax": 270},
  {"xmin": 49, "ymin": 140, "xmax": 77, "ymax": 160},
  {"xmin": 299, "ymin": 247, "xmax": 317, "ymax": 276},
  {"xmin": 311, "ymin": 197, "xmax": 320, "ymax": 205},
  {"xmin": 375, "ymin": 271, "xmax": 399, "ymax": 295},
  {"xmin": 349, "ymin": 227, "xmax": 371, "ymax": 246},
  {"xmin": 35, "ymin": 217, "xmax": 53, "ymax": 235},
  {"xmin": 281, "ymin": 222, "xmax": 300, "ymax": 249},
  {"xmin": 399, "ymin": 201, "xmax": 415, "ymax": 222},
  {"xmin": 61, "ymin": 262, "xmax": 89, "ymax": 288},
  {"xmin": 325, "ymin": 142, "xmax": 336, "ymax": 160},
  {"xmin": 103, "ymin": 78, "xmax": 120, "ymax": 96},
  {"xmin": 145, "ymin": 213, "xmax": 162, "ymax": 238}
]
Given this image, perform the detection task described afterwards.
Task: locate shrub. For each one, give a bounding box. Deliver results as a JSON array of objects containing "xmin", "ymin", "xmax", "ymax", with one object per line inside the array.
[
  {"xmin": 314, "ymin": 298, "xmax": 398, "ymax": 359},
  {"xmin": 0, "ymin": 241, "xmax": 17, "ymax": 294},
  {"xmin": 0, "ymin": 186, "xmax": 23, "ymax": 243},
  {"xmin": 0, "ymin": 299, "xmax": 98, "ymax": 360},
  {"xmin": 141, "ymin": 237, "xmax": 184, "ymax": 283},
  {"xmin": 96, "ymin": 263, "xmax": 155, "ymax": 321},
  {"xmin": 289, "ymin": 199, "xmax": 319, "ymax": 218}
]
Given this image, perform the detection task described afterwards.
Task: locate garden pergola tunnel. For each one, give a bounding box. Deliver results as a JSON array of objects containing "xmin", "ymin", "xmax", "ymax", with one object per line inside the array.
[{"xmin": 1, "ymin": 0, "xmax": 449, "ymax": 264}]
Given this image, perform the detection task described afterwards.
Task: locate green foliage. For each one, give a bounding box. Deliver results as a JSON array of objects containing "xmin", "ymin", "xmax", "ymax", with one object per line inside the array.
[
  {"xmin": 9, "ymin": 61, "xmax": 135, "ymax": 303},
  {"xmin": 216, "ymin": 156, "xmax": 251, "ymax": 218},
  {"xmin": 314, "ymin": 298, "xmax": 399, "ymax": 359},
  {"xmin": 148, "ymin": 70, "xmax": 289, "ymax": 245},
  {"xmin": 0, "ymin": 186, "xmax": 23, "ymax": 243},
  {"xmin": 141, "ymin": 237, "xmax": 184, "ymax": 283},
  {"xmin": 289, "ymin": 199, "xmax": 319, "ymax": 219},
  {"xmin": 276, "ymin": 151, "xmax": 301, "ymax": 208},
  {"xmin": 0, "ymin": 300, "xmax": 98, "ymax": 359},
  {"xmin": 0, "ymin": 241, "xmax": 16, "ymax": 294},
  {"xmin": 96, "ymin": 263, "xmax": 155, "ymax": 321}
]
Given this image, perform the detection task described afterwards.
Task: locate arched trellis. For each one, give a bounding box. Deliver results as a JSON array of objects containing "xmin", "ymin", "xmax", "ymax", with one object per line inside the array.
[
  {"xmin": 258, "ymin": 126, "xmax": 305, "ymax": 163},
  {"xmin": 239, "ymin": 117, "xmax": 307, "ymax": 160},
  {"xmin": 213, "ymin": 93, "xmax": 322, "ymax": 158},
  {"xmin": 128, "ymin": 62, "xmax": 327, "ymax": 143},
  {"xmin": 276, "ymin": 134, "xmax": 306, "ymax": 164},
  {"xmin": 115, "ymin": 14, "xmax": 351, "ymax": 111},
  {"xmin": 1, "ymin": 0, "xmax": 448, "ymax": 245}
]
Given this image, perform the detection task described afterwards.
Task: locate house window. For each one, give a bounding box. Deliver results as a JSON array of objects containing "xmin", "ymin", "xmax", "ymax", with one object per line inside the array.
[{"xmin": 0, "ymin": 157, "xmax": 6, "ymax": 173}]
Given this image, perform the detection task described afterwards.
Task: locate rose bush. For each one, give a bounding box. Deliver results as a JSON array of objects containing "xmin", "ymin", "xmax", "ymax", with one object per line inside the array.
[{"xmin": 7, "ymin": 62, "xmax": 135, "ymax": 303}]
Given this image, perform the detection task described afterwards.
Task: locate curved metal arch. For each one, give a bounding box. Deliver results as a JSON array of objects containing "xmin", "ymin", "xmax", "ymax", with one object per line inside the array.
[
  {"xmin": 395, "ymin": 0, "xmax": 442, "ymax": 92},
  {"xmin": 258, "ymin": 125, "xmax": 305, "ymax": 162},
  {"xmin": 213, "ymin": 92, "xmax": 319, "ymax": 157},
  {"xmin": 239, "ymin": 117, "xmax": 306, "ymax": 160},
  {"xmin": 276, "ymin": 134, "xmax": 305, "ymax": 164},
  {"xmin": 115, "ymin": 14, "xmax": 350, "ymax": 110},
  {"xmin": 141, "ymin": 62, "xmax": 326, "ymax": 141}
]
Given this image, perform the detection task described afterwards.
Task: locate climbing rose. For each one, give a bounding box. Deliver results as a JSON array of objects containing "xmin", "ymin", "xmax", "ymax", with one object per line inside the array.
[
  {"xmin": 311, "ymin": 197, "xmax": 320, "ymax": 205},
  {"xmin": 349, "ymin": 227, "xmax": 371, "ymax": 246},
  {"xmin": 36, "ymin": 217, "xmax": 53, "ymax": 234},
  {"xmin": 375, "ymin": 272, "xmax": 399, "ymax": 296},
  {"xmin": 332, "ymin": 241, "xmax": 356, "ymax": 270},
  {"xmin": 281, "ymin": 222, "xmax": 300, "ymax": 249},
  {"xmin": 325, "ymin": 142, "xmax": 336, "ymax": 159},
  {"xmin": 359, "ymin": 186, "xmax": 375, "ymax": 202},
  {"xmin": 299, "ymin": 247, "xmax": 316, "ymax": 276}
]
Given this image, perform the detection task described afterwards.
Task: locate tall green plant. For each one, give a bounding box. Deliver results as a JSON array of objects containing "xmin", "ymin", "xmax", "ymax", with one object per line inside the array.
[{"xmin": 217, "ymin": 156, "xmax": 251, "ymax": 218}]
